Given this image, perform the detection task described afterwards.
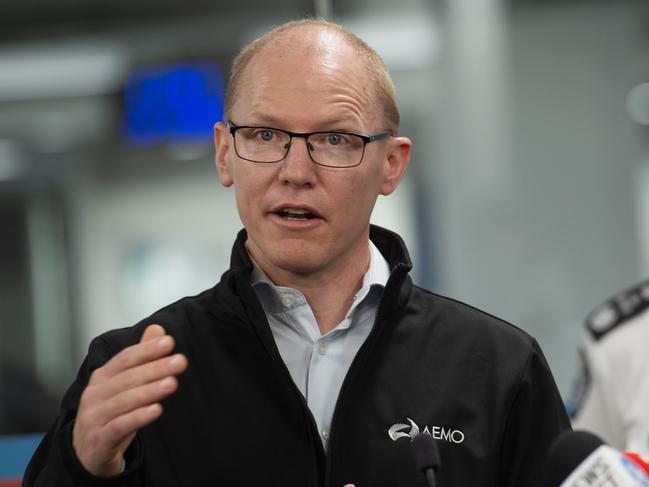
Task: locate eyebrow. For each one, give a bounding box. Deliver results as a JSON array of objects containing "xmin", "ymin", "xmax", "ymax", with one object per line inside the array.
[
  {"xmin": 245, "ymin": 113, "xmax": 284, "ymax": 126},
  {"xmin": 243, "ymin": 113, "xmax": 362, "ymax": 132}
]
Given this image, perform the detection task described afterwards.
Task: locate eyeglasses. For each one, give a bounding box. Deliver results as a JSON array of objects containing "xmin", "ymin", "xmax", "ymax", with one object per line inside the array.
[{"xmin": 227, "ymin": 120, "xmax": 391, "ymax": 168}]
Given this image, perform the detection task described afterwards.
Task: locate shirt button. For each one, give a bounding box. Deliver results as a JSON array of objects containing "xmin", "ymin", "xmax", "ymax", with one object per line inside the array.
[
  {"xmin": 318, "ymin": 343, "xmax": 327, "ymax": 355},
  {"xmin": 322, "ymin": 430, "xmax": 330, "ymax": 440},
  {"xmin": 281, "ymin": 295, "xmax": 294, "ymax": 307}
]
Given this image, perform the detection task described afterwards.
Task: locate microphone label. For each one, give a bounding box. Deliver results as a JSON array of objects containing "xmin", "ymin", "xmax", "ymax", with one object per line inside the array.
[{"xmin": 561, "ymin": 446, "xmax": 649, "ymax": 487}]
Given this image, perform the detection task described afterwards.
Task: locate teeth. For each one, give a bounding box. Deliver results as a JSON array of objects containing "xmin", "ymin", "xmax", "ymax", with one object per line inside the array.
[{"xmin": 279, "ymin": 208, "xmax": 313, "ymax": 220}]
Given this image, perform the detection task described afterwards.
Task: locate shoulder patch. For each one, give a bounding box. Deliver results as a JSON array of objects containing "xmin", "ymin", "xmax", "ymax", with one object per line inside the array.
[{"xmin": 586, "ymin": 280, "xmax": 649, "ymax": 340}]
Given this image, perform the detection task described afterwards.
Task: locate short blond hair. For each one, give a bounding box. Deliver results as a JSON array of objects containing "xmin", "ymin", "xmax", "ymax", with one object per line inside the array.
[{"xmin": 224, "ymin": 18, "xmax": 400, "ymax": 134}]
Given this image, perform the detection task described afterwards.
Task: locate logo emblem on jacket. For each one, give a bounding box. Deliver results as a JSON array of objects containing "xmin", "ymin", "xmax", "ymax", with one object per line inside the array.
[{"xmin": 388, "ymin": 417, "xmax": 465, "ymax": 444}]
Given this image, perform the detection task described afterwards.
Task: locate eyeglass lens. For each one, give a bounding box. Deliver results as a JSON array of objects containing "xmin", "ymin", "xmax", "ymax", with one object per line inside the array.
[{"xmin": 234, "ymin": 127, "xmax": 365, "ymax": 167}]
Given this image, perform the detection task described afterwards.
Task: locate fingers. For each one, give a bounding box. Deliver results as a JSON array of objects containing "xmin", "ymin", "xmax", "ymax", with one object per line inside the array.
[
  {"xmin": 140, "ymin": 323, "xmax": 166, "ymax": 342},
  {"xmin": 102, "ymin": 403, "xmax": 164, "ymax": 445},
  {"xmin": 89, "ymin": 353, "xmax": 188, "ymax": 402},
  {"xmin": 95, "ymin": 327, "xmax": 176, "ymax": 380},
  {"xmin": 76, "ymin": 403, "xmax": 164, "ymax": 477},
  {"xmin": 90, "ymin": 376, "xmax": 178, "ymax": 426},
  {"xmin": 83, "ymin": 323, "xmax": 188, "ymax": 424},
  {"xmin": 72, "ymin": 323, "xmax": 187, "ymax": 476}
]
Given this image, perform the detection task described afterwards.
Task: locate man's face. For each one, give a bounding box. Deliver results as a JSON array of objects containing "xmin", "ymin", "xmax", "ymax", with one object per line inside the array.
[{"xmin": 215, "ymin": 30, "xmax": 410, "ymax": 281}]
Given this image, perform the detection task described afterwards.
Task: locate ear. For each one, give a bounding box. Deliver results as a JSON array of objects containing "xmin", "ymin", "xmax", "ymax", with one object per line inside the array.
[
  {"xmin": 379, "ymin": 136, "xmax": 411, "ymax": 196},
  {"xmin": 214, "ymin": 121, "xmax": 234, "ymax": 187}
]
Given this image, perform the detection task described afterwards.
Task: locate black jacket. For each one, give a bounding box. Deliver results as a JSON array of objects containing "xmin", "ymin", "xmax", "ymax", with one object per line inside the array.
[{"xmin": 24, "ymin": 226, "xmax": 570, "ymax": 487}]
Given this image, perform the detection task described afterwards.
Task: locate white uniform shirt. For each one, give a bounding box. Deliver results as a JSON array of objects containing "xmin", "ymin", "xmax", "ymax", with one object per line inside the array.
[
  {"xmin": 571, "ymin": 284, "xmax": 649, "ymax": 455},
  {"xmin": 249, "ymin": 241, "xmax": 391, "ymax": 449}
]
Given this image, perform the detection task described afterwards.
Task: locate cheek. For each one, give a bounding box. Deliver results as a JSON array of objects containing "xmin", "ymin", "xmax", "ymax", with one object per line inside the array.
[
  {"xmin": 232, "ymin": 163, "xmax": 259, "ymax": 193},
  {"xmin": 233, "ymin": 188, "xmax": 250, "ymax": 228},
  {"xmin": 231, "ymin": 170, "xmax": 255, "ymax": 218},
  {"xmin": 231, "ymin": 166, "xmax": 272, "ymax": 221},
  {"xmin": 335, "ymin": 174, "xmax": 380, "ymax": 220}
]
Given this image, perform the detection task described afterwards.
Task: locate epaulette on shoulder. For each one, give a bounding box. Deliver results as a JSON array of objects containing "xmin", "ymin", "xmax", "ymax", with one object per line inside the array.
[{"xmin": 586, "ymin": 279, "xmax": 649, "ymax": 340}]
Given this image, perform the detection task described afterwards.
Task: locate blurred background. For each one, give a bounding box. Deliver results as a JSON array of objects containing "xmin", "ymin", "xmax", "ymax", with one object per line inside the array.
[{"xmin": 0, "ymin": 0, "xmax": 648, "ymax": 471}]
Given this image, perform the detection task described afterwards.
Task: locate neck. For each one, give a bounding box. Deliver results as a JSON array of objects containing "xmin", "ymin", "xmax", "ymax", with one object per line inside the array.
[
  {"xmin": 288, "ymin": 263, "xmax": 368, "ymax": 335},
  {"xmin": 251, "ymin": 241, "xmax": 371, "ymax": 335}
]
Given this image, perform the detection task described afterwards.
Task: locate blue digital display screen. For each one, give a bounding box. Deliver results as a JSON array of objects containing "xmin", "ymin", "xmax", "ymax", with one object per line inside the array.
[{"xmin": 121, "ymin": 61, "xmax": 224, "ymax": 146}]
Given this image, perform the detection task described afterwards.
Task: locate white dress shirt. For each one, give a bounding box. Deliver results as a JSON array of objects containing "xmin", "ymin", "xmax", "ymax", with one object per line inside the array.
[{"xmin": 250, "ymin": 241, "xmax": 390, "ymax": 449}]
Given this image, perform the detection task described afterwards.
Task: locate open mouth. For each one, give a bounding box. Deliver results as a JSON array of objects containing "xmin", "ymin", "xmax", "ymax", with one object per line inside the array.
[{"xmin": 275, "ymin": 208, "xmax": 317, "ymax": 221}]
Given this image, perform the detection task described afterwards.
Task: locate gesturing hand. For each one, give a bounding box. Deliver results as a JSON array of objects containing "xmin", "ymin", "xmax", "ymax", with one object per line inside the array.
[{"xmin": 72, "ymin": 324, "xmax": 188, "ymax": 477}]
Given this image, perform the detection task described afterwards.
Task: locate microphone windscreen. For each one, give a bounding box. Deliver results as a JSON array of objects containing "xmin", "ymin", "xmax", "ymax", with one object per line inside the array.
[
  {"xmin": 544, "ymin": 430, "xmax": 605, "ymax": 486},
  {"xmin": 411, "ymin": 433, "xmax": 441, "ymax": 473}
]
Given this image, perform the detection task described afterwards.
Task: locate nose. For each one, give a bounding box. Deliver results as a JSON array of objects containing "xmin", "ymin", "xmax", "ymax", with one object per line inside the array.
[{"xmin": 278, "ymin": 136, "xmax": 317, "ymax": 187}]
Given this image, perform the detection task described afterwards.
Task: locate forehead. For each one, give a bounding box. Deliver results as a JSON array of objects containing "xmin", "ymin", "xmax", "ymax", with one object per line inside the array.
[{"xmin": 232, "ymin": 29, "xmax": 380, "ymax": 130}]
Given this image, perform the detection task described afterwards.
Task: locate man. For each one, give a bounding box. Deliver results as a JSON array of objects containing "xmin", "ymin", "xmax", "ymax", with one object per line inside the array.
[
  {"xmin": 569, "ymin": 279, "xmax": 649, "ymax": 455},
  {"xmin": 24, "ymin": 18, "xmax": 569, "ymax": 487}
]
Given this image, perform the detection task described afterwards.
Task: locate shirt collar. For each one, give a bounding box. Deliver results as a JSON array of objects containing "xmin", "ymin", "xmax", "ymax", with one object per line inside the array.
[
  {"xmin": 357, "ymin": 240, "xmax": 391, "ymax": 299},
  {"xmin": 250, "ymin": 241, "xmax": 391, "ymax": 316}
]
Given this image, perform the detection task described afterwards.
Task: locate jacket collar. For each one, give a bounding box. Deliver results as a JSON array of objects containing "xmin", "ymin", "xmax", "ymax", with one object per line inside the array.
[
  {"xmin": 227, "ymin": 224, "xmax": 413, "ymax": 317},
  {"xmin": 229, "ymin": 224, "xmax": 413, "ymax": 277}
]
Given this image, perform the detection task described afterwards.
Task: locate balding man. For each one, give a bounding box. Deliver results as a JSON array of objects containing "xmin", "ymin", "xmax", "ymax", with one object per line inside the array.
[{"xmin": 24, "ymin": 19, "xmax": 569, "ymax": 487}]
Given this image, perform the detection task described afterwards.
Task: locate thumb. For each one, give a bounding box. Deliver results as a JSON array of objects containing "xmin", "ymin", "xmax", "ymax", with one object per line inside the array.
[{"xmin": 141, "ymin": 324, "xmax": 166, "ymax": 343}]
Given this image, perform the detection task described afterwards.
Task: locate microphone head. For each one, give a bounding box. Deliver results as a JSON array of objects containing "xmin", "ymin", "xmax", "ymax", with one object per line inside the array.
[
  {"xmin": 544, "ymin": 430, "xmax": 605, "ymax": 486},
  {"xmin": 411, "ymin": 433, "xmax": 441, "ymax": 473}
]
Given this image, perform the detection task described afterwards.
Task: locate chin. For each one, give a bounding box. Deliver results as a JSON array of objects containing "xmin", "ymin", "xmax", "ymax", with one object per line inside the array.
[
  {"xmin": 248, "ymin": 232, "xmax": 331, "ymax": 275},
  {"xmin": 271, "ymin": 251, "xmax": 323, "ymax": 275}
]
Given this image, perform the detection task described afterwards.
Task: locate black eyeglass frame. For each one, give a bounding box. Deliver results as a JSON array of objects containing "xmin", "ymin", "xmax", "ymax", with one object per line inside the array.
[{"xmin": 227, "ymin": 120, "xmax": 391, "ymax": 168}]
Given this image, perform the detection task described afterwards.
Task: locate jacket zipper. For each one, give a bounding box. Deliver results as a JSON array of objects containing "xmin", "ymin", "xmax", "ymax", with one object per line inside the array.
[
  {"xmin": 324, "ymin": 267, "xmax": 409, "ymax": 486},
  {"xmin": 236, "ymin": 273, "xmax": 327, "ymax": 486}
]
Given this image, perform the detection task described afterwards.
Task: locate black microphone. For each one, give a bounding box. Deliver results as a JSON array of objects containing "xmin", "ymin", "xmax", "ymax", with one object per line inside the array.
[
  {"xmin": 412, "ymin": 433, "xmax": 441, "ymax": 487},
  {"xmin": 544, "ymin": 430, "xmax": 604, "ymax": 486},
  {"xmin": 544, "ymin": 430, "xmax": 649, "ymax": 486}
]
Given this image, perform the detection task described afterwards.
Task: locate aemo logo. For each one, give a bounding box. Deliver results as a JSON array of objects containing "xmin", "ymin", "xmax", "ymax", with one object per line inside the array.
[{"xmin": 388, "ymin": 417, "xmax": 465, "ymax": 444}]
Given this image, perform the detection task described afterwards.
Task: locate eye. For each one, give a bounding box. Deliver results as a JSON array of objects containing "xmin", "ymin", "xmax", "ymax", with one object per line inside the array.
[
  {"xmin": 259, "ymin": 130, "xmax": 274, "ymax": 142},
  {"xmin": 327, "ymin": 133, "xmax": 343, "ymax": 146}
]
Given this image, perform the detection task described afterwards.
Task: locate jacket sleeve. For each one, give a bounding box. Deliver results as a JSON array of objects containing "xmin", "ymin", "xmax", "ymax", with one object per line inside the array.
[
  {"xmin": 22, "ymin": 336, "xmax": 145, "ymax": 487},
  {"xmin": 500, "ymin": 339, "xmax": 572, "ymax": 487}
]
